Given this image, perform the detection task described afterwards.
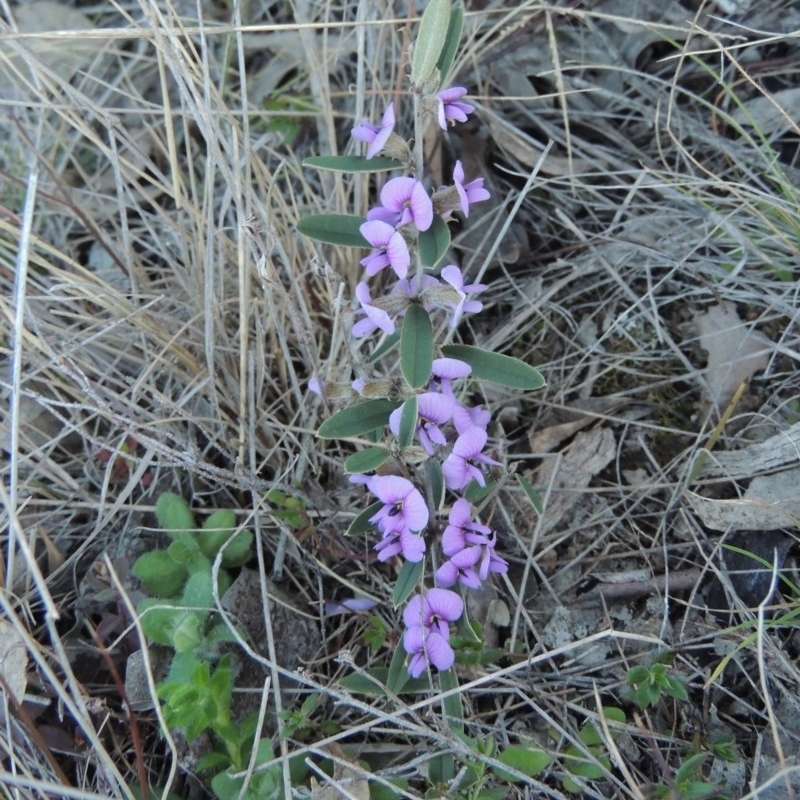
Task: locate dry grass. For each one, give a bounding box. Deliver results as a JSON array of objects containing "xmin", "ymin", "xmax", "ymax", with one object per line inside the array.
[{"xmin": 2, "ymin": 1, "xmax": 800, "ymax": 798}]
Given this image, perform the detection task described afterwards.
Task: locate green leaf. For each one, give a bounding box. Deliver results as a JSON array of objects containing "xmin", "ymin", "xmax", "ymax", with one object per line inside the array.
[
  {"xmin": 464, "ymin": 478, "xmax": 494, "ymax": 504},
  {"xmin": 400, "ymin": 304, "xmax": 433, "ymax": 389},
  {"xmin": 303, "ymin": 155, "xmax": 404, "ymax": 172},
  {"xmin": 602, "ymin": 706, "xmax": 626, "ymax": 725},
  {"xmin": 392, "ymin": 559, "xmax": 423, "ymax": 608},
  {"xmin": 296, "ymin": 214, "xmax": 369, "ymax": 247},
  {"xmin": 345, "ymin": 501, "xmax": 382, "ymax": 536},
  {"xmin": 219, "ymin": 529, "xmax": 254, "ymax": 568},
  {"xmin": 181, "ymin": 570, "xmax": 214, "ymax": 608},
  {"xmin": 435, "ymin": 5, "xmax": 463, "ymax": 83},
  {"xmin": 516, "ymin": 474, "xmax": 543, "ymax": 514},
  {"xmin": 132, "ymin": 550, "xmax": 187, "ymax": 597},
  {"xmin": 428, "ymin": 752, "xmax": 455, "ymax": 785},
  {"xmin": 339, "ymin": 668, "xmax": 431, "ymax": 695},
  {"xmin": 441, "ymin": 345, "xmax": 546, "ymax": 390},
  {"xmin": 495, "ymin": 746, "xmax": 553, "ymax": 782},
  {"xmin": 170, "ymin": 610, "xmax": 204, "ymax": 652},
  {"xmin": 338, "ymin": 671, "xmax": 388, "ymax": 696},
  {"xmin": 427, "ymin": 458, "xmax": 444, "ymax": 511},
  {"xmin": 397, "ymin": 396, "xmax": 418, "ymax": 449},
  {"xmin": 198, "ymin": 509, "xmax": 235, "ymax": 558},
  {"xmin": 411, "ymin": 0, "xmax": 451, "ymax": 87},
  {"xmin": 626, "ymin": 665, "xmax": 649, "ymax": 685},
  {"xmin": 156, "ymin": 492, "xmax": 196, "ymax": 536},
  {"xmin": 137, "ymin": 599, "xmax": 181, "ymax": 645},
  {"xmin": 674, "ymin": 753, "xmax": 708, "ymax": 785},
  {"xmin": 562, "ymin": 747, "xmax": 609, "ymax": 780},
  {"xmin": 386, "ymin": 641, "xmax": 411, "ymax": 694},
  {"xmin": 317, "ymin": 398, "xmax": 400, "ymax": 438},
  {"xmin": 368, "ymin": 331, "xmax": 400, "ymax": 362},
  {"xmin": 419, "ymin": 214, "xmax": 451, "ymax": 268},
  {"xmin": 663, "ymin": 675, "xmax": 688, "ymax": 702},
  {"xmin": 439, "ymin": 667, "xmax": 463, "ymax": 734},
  {"xmin": 344, "ymin": 447, "xmax": 390, "ymax": 474}
]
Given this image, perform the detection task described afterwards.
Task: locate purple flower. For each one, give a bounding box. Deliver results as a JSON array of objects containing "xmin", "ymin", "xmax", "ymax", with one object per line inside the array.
[
  {"xmin": 393, "ymin": 273, "xmax": 440, "ymax": 301},
  {"xmin": 360, "ymin": 220, "xmax": 410, "ymax": 279},
  {"xmin": 451, "ymin": 399, "xmax": 491, "ymax": 435},
  {"xmin": 324, "ymin": 596, "xmax": 378, "ymax": 615},
  {"xmin": 389, "ymin": 392, "xmax": 454, "ymax": 455},
  {"xmin": 442, "ymin": 498, "xmax": 492, "ymax": 556},
  {"xmin": 371, "ymin": 177, "xmax": 433, "ymax": 232},
  {"xmin": 436, "ymin": 86, "xmax": 474, "ymax": 130},
  {"xmin": 374, "ymin": 527, "xmax": 426, "ymax": 562},
  {"xmin": 352, "ymin": 281, "xmax": 395, "ymax": 338},
  {"xmin": 477, "ymin": 530, "xmax": 508, "ymax": 580},
  {"xmin": 435, "ymin": 546, "xmax": 483, "ymax": 589},
  {"xmin": 452, "ymin": 161, "xmax": 490, "ymax": 218},
  {"xmin": 442, "ymin": 427, "xmax": 501, "ymax": 491},
  {"xmin": 432, "ymin": 357, "xmax": 471, "ymax": 379},
  {"xmin": 441, "ymin": 265, "xmax": 486, "ymax": 327},
  {"xmin": 352, "ymin": 103, "xmax": 395, "ymax": 159},
  {"xmin": 402, "ymin": 589, "xmax": 464, "ymax": 677},
  {"xmin": 367, "ymin": 475, "xmax": 429, "ymax": 534}
]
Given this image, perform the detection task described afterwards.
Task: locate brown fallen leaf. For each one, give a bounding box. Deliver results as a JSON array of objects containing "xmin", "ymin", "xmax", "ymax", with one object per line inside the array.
[
  {"xmin": 530, "ymin": 395, "xmax": 630, "ymax": 453},
  {"xmin": 694, "ymin": 302, "xmax": 772, "ymax": 412},
  {"xmin": 311, "ymin": 744, "xmax": 370, "ymax": 800},
  {"xmin": 531, "ymin": 427, "xmax": 616, "ymax": 535}
]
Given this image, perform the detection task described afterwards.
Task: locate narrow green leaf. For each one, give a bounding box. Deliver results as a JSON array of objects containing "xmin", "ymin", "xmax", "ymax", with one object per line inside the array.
[
  {"xmin": 428, "ymin": 753, "xmax": 455, "ymax": 784},
  {"xmin": 516, "ymin": 474, "xmax": 543, "ymax": 515},
  {"xmin": 427, "ymin": 458, "xmax": 444, "ymax": 511},
  {"xmin": 392, "ymin": 559, "xmax": 424, "ymax": 608},
  {"xmin": 411, "ymin": 0, "xmax": 451, "ymax": 87},
  {"xmin": 435, "ymin": 5, "xmax": 463, "ymax": 83},
  {"xmin": 339, "ymin": 667, "xmax": 431, "ymax": 695},
  {"xmin": 317, "ymin": 398, "xmax": 400, "ymax": 438},
  {"xmin": 344, "ymin": 447, "xmax": 390, "ymax": 474},
  {"xmin": 464, "ymin": 478, "xmax": 494, "ymax": 504},
  {"xmin": 338, "ymin": 671, "xmax": 389, "ymax": 696},
  {"xmin": 439, "ymin": 667, "xmax": 463, "ymax": 734},
  {"xmin": 387, "ymin": 642, "xmax": 411, "ymax": 694},
  {"xmin": 495, "ymin": 746, "xmax": 553, "ymax": 782},
  {"xmin": 674, "ymin": 753, "xmax": 708, "ymax": 784},
  {"xmin": 303, "ymin": 155, "xmax": 404, "ymax": 172},
  {"xmin": 296, "ymin": 214, "xmax": 368, "ymax": 247},
  {"xmin": 441, "ymin": 344, "xmax": 546, "ymax": 390},
  {"xmin": 400, "ymin": 304, "xmax": 434, "ymax": 389},
  {"xmin": 397, "ymin": 396, "xmax": 418, "ymax": 449},
  {"xmin": 345, "ymin": 501, "xmax": 382, "ymax": 536},
  {"xmin": 419, "ymin": 214, "xmax": 450, "ymax": 268},
  {"xmin": 369, "ymin": 331, "xmax": 401, "ymax": 362}
]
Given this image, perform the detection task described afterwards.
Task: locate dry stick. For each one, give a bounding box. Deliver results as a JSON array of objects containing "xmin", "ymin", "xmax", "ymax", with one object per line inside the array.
[
  {"xmin": 86, "ymin": 624, "xmax": 149, "ymax": 800},
  {"xmin": 7, "ymin": 157, "xmax": 38, "ymax": 592},
  {"xmin": 0, "ymin": 671, "xmax": 72, "ymax": 788},
  {"xmin": 0, "ymin": 565, "xmax": 136, "ymax": 800},
  {"xmin": 756, "ymin": 556, "xmax": 796, "ymax": 800},
  {"xmin": 593, "ymin": 684, "xmax": 647, "ymax": 800},
  {"xmin": 102, "ymin": 553, "xmax": 178, "ymax": 800}
]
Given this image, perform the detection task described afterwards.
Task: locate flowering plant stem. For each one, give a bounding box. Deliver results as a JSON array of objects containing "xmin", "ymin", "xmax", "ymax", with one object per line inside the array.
[{"xmin": 302, "ymin": 0, "xmax": 544, "ymax": 685}]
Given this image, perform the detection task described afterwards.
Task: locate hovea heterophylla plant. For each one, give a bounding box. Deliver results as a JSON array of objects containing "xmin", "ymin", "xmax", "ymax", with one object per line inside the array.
[{"xmin": 299, "ymin": 0, "xmax": 545, "ymax": 689}]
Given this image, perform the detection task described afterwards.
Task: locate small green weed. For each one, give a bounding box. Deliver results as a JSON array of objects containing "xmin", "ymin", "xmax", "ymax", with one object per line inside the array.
[
  {"xmin": 133, "ymin": 492, "xmax": 307, "ymax": 800},
  {"xmin": 625, "ymin": 651, "xmax": 688, "ymax": 709}
]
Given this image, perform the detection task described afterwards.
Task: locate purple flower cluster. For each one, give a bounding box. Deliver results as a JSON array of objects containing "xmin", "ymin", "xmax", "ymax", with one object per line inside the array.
[{"xmin": 336, "ymin": 86, "xmax": 507, "ymax": 677}]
